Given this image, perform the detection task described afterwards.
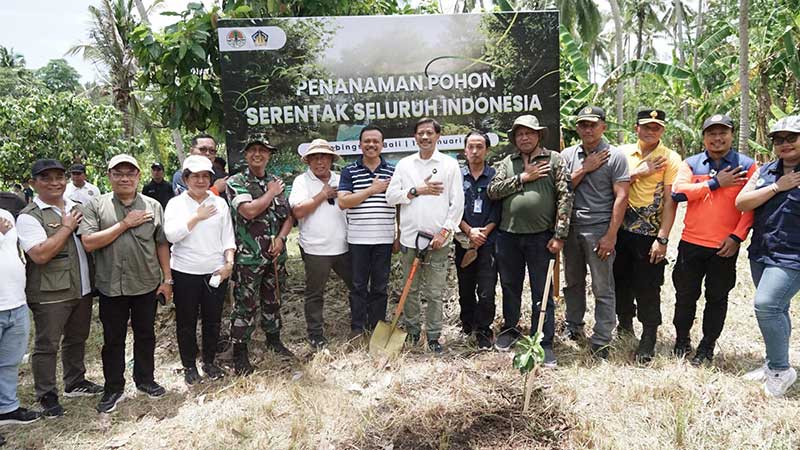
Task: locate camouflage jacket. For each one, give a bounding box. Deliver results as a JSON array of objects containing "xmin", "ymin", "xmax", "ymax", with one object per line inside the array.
[
  {"xmin": 487, "ymin": 148, "xmax": 573, "ymax": 240},
  {"xmin": 226, "ymin": 168, "xmax": 291, "ymax": 266}
]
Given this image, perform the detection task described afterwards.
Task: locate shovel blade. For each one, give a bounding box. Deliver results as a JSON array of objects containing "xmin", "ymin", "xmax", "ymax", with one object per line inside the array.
[{"xmin": 369, "ymin": 320, "xmax": 407, "ymax": 358}]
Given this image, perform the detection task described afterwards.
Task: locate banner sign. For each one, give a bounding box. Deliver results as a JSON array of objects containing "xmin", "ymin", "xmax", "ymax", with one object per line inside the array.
[{"xmin": 217, "ymin": 12, "xmax": 559, "ymax": 170}]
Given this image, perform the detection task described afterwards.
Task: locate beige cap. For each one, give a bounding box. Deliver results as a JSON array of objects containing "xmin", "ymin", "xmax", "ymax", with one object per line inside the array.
[
  {"xmin": 107, "ymin": 154, "xmax": 141, "ymax": 171},
  {"xmin": 509, "ymin": 115, "xmax": 548, "ymax": 143},
  {"xmin": 301, "ymin": 138, "xmax": 340, "ymax": 164}
]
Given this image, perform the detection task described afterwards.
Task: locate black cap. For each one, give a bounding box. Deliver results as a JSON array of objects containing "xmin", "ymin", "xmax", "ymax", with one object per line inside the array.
[
  {"xmin": 702, "ymin": 114, "xmax": 734, "ymax": 132},
  {"xmin": 69, "ymin": 163, "xmax": 86, "ymax": 173},
  {"xmin": 32, "ymin": 159, "xmax": 66, "ymax": 177},
  {"xmin": 151, "ymin": 162, "xmax": 164, "ymax": 170},
  {"xmin": 576, "ymin": 106, "xmax": 606, "ymax": 122},
  {"xmin": 636, "ymin": 109, "xmax": 666, "ymax": 126}
]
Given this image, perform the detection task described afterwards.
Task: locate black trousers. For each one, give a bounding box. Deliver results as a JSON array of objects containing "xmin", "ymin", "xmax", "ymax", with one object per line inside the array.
[
  {"xmin": 455, "ymin": 243, "xmax": 497, "ymax": 335},
  {"xmin": 496, "ymin": 230, "xmax": 555, "ymax": 346},
  {"xmin": 672, "ymin": 240, "xmax": 737, "ymax": 345},
  {"xmin": 99, "ymin": 291, "xmax": 157, "ymax": 393},
  {"xmin": 613, "ymin": 230, "xmax": 667, "ymax": 328},
  {"xmin": 173, "ymin": 270, "xmax": 226, "ymax": 368},
  {"xmin": 349, "ymin": 244, "xmax": 392, "ymax": 332}
]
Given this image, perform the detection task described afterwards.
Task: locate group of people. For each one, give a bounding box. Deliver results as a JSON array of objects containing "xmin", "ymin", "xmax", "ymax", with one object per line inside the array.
[{"xmin": 0, "ymin": 110, "xmax": 798, "ymax": 442}]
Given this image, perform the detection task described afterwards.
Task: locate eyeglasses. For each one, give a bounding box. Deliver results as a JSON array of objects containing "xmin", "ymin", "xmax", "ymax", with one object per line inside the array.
[
  {"xmin": 195, "ymin": 146, "xmax": 217, "ymax": 155},
  {"xmin": 109, "ymin": 171, "xmax": 139, "ymax": 180},
  {"xmin": 771, "ymin": 134, "xmax": 799, "ymax": 146}
]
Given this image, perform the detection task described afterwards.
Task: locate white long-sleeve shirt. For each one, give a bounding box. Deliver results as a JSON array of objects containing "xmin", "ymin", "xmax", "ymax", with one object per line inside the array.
[
  {"xmin": 386, "ymin": 149, "xmax": 464, "ymax": 248},
  {"xmin": 164, "ymin": 191, "xmax": 235, "ymax": 275}
]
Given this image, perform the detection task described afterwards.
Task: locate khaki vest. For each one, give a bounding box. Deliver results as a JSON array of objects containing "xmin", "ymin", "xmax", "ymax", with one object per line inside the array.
[{"xmin": 21, "ymin": 203, "xmax": 93, "ymax": 303}]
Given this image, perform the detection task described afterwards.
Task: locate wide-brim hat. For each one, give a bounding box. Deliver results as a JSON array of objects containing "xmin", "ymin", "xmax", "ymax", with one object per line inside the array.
[
  {"xmin": 301, "ymin": 138, "xmax": 341, "ymax": 163},
  {"xmin": 182, "ymin": 154, "xmax": 214, "ymax": 174},
  {"xmin": 508, "ymin": 115, "xmax": 548, "ymax": 143},
  {"xmin": 107, "ymin": 154, "xmax": 141, "ymax": 171},
  {"xmin": 768, "ymin": 115, "xmax": 800, "ymax": 137}
]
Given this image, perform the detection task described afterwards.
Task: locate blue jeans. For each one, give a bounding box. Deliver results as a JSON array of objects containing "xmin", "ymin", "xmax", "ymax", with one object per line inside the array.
[
  {"xmin": 496, "ymin": 230, "xmax": 555, "ymax": 346},
  {"xmin": 349, "ymin": 244, "xmax": 392, "ymax": 332},
  {"xmin": 751, "ymin": 261, "xmax": 800, "ymax": 371},
  {"xmin": 0, "ymin": 304, "xmax": 30, "ymax": 414}
]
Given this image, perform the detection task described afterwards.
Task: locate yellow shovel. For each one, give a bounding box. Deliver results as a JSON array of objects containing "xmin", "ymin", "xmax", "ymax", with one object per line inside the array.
[{"xmin": 369, "ymin": 231, "xmax": 433, "ymax": 357}]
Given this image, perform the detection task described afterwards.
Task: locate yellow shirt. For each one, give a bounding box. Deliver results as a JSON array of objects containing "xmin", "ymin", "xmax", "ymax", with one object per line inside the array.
[{"xmin": 619, "ymin": 141, "xmax": 682, "ymax": 235}]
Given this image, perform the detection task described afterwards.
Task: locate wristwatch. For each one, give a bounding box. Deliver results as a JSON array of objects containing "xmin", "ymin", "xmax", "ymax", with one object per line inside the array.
[
  {"xmin": 163, "ymin": 278, "xmax": 174, "ymax": 286},
  {"xmin": 656, "ymin": 237, "xmax": 669, "ymax": 245},
  {"xmin": 409, "ymin": 187, "xmax": 419, "ymax": 197}
]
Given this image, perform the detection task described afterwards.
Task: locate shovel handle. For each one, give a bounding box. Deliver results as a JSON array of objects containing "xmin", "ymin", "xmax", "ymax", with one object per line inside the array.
[
  {"xmin": 536, "ymin": 259, "xmax": 555, "ymax": 336},
  {"xmin": 388, "ymin": 257, "xmax": 420, "ymax": 331}
]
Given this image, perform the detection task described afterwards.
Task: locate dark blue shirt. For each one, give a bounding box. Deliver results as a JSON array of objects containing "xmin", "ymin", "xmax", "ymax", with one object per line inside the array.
[
  {"xmin": 461, "ymin": 165, "xmax": 500, "ymax": 244},
  {"xmin": 338, "ymin": 156, "xmax": 396, "ymax": 245},
  {"xmin": 748, "ymin": 159, "xmax": 800, "ymax": 271}
]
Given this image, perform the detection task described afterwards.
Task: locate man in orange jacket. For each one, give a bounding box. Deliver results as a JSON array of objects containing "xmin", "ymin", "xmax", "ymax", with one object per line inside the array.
[{"xmin": 671, "ymin": 114, "xmax": 755, "ymax": 365}]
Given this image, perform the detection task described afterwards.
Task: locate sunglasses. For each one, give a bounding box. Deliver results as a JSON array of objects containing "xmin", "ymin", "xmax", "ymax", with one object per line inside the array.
[{"xmin": 771, "ymin": 134, "xmax": 799, "ymax": 146}]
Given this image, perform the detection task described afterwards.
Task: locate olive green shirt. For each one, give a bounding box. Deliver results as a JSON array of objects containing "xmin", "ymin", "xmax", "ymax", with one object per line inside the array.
[{"xmin": 79, "ymin": 193, "xmax": 167, "ymax": 297}]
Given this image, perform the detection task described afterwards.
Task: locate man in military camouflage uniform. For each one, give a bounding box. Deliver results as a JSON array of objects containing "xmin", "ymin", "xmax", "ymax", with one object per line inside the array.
[
  {"xmin": 487, "ymin": 115, "xmax": 573, "ymax": 368},
  {"xmin": 226, "ymin": 138, "xmax": 294, "ymax": 375}
]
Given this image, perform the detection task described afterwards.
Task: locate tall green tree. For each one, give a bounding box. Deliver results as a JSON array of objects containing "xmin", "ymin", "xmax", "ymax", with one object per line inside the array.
[
  {"xmin": 68, "ymin": 0, "xmax": 139, "ymax": 137},
  {"xmin": 35, "ymin": 59, "xmax": 82, "ymax": 93}
]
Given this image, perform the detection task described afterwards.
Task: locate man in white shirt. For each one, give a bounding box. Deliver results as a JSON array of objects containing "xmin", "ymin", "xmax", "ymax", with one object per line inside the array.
[
  {"xmin": 64, "ymin": 164, "xmax": 101, "ymax": 205},
  {"xmin": 289, "ymin": 139, "xmax": 353, "ymax": 350},
  {"xmin": 0, "ymin": 209, "xmax": 41, "ymax": 438},
  {"xmin": 386, "ymin": 118, "xmax": 465, "ymax": 353},
  {"xmin": 16, "ymin": 159, "xmax": 102, "ymax": 419}
]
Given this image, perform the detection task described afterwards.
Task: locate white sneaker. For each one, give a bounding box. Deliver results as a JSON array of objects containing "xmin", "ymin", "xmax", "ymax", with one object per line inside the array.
[
  {"xmin": 763, "ymin": 367, "xmax": 797, "ymax": 398},
  {"xmin": 742, "ymin": 364, "xmax": 768, "ymax": 382}
]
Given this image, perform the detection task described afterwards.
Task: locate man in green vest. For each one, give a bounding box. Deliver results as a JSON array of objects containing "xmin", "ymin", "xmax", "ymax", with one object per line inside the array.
[{"xmin": 15, "ymin": 159, "xmax": 102, "ymax": 418}]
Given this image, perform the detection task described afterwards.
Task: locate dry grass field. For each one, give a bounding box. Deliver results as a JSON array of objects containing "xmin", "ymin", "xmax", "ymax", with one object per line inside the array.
[{"xmin": 4, "ymin": 205, "xmax": 799, "ymax": 449}]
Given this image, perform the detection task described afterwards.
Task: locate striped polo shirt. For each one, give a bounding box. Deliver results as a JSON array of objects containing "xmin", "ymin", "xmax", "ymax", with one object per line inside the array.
[{"xmin": 338, "ymin": 156, "xmax": 396, "ymax": 245}]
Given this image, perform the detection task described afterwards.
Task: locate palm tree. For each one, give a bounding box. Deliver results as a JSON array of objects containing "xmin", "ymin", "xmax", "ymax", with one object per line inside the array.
[
  {"xmin": 738, "ymin": 0, "xmax": 750, "ymax": 154},
  {"xmin": 0, "ymin": 46, "xmax": 25, "ymax": 68},
  {"xmin": 609, "ymin": 0, "xmax": 625, "ymax": 141},
  {"xmin": 68, "ymin": 0, "xmax": 138, "ymax": 137}
]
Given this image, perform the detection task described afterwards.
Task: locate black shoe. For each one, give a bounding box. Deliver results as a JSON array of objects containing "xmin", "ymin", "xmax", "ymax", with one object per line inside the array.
[
  {"xmin": 64, "ymin": 379, "xmax": 103, "ymax": 398},
  {"xmin": 136, "ymin": 381, "xmax": 166, "ymax": 398},
  {"xmin": 634, "ymin": 327, "xmax": 658, "ymax": 364},
  {"xmin": 691, "ymin": 342, "xmax": 714, "ymax": 367},
  {"xmin": 0, "ymin": 407, "xmax": 41, "ymax": 425},
  {"xmin": 565, "ymin": 328, "xmax": 585, "ymax": 342},
  {"xmin": 494, "ymin": 328, "xmax": 521, "ymax": 352},
  {"xmin": 591, "ymin": 343, "xmax": 610, "ymax": 360},
  {"xmin": 39, "ymin": 392, "xmax": 64, "ymax": 418},
  {"xmin": 265, "ymin": 333, "xmax": 295, "ymax": 359},
  {"xmin": 405, "ymin": 333, "xmax": 420, "ymax": 346},
  {"xmin": 96, "ymin": 391, "xmax": 125, "ymax": 414},
  {"xmin": 476, "ymin": 331, "xmax": 493, "ymax": 351},
  {"xmin": 184, "ymin": 366, "xmax": 202, "ymax": 385},
  {"xmin": 202, "ymin": 362, "xmax": 225, "ymax": 380},
  {"xmin": 233, "ymin": 343, "xmax": 254, "ymax": 376},
  {"xmin": 428, "ymin": 339, "xmax": 443, "ymax": 354},
  {"xmin": 617, "ymin": 317, "xmax": 634, "ymax": 337},
  {"xmin": 309, "ymin": 335, "xmax": 328, "ymax": 351},
  {"xmin": 673, "ymin": 339, "xmax": 692, "ymax": 358}
]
